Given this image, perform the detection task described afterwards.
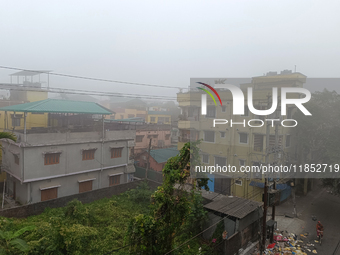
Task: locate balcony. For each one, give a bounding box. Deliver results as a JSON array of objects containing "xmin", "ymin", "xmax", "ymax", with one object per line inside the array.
[{"xmin": 178, "ymin": 120, "xmax": 200, "ymax": 130}]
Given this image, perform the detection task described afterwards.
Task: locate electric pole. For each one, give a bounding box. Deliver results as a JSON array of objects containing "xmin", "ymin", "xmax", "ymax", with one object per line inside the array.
[
  {"xmin": 146, "ymin": 138, "xmax": 152, "ymax": 179},
  {"xmin": 261, "ymin": 95, "xmax": 271, "ymax": 254}
]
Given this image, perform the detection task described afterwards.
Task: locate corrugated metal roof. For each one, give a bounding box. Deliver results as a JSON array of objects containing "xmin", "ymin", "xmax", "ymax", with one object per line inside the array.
[
  {"xmin": 204, "ymin": 196, "xmax": 262, "ymax": 219},
  {"xmin": 150, "ymin": 147, "xmax": 179, "ymax": 163},
  {"xmin": 0, "ymin": 99, "xmax": 112, "ymax": 115}
]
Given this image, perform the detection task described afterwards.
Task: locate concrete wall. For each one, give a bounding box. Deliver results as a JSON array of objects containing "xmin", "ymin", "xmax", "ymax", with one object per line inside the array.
[{"xmin": 0, "ymin": 180, "xmax": 161, "ymax": 218}]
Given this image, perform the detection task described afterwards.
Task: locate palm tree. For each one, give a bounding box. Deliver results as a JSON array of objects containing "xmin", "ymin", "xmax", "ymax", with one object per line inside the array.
[{"xmin": 0, "ymin": 132, "xmax": 16, "ymax": 142}]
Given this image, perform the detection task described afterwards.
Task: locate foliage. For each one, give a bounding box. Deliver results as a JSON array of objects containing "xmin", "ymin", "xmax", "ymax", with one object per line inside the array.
[
  {"xmin": 0, "ymin": 189, "xmax": 152, "ymax": 254},
  {"xmin": 0, "ymin": 225, "xmax": 35, "ymax": 254},
  {"xmin": 294, "ymin": 89, "xmax": 340, "ymax": 193},
  {"xmin": 0, "ymin": 132, "xmax": 16, "ymax": 143},
  {"xmin": 125, "ymin": 181, "xmax": 153, "ymax": 203},
  {"xmin": 126, "ymin": 141, "xmax": 211, "ymax": 254}
]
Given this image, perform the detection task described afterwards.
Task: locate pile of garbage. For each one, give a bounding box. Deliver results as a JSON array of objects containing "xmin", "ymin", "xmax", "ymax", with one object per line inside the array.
[{"xmin": 252, "ymin": 231, "xmax": 320, "ymax": 254}]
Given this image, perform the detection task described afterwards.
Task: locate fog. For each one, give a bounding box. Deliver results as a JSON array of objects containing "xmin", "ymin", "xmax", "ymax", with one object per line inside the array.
[{"xmin": 1, "ymin": 0, "xmax": 339, "ymax": 100}]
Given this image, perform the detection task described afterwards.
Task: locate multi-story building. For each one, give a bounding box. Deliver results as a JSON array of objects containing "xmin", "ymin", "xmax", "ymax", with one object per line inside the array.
[
  {"xmin": 147, "ymin": 111, "xmax": 171, "ymax": 124},
  {"xmin": 177, "ymin": 71, "xmax": 308, "ymax": 202},
  {"xmin": 0, "ymin": 99, "xmax": 135, "ymax": 204},
  {"xmin": 134, "ymin": 124, "xmax": 172, "ymax": 154}
]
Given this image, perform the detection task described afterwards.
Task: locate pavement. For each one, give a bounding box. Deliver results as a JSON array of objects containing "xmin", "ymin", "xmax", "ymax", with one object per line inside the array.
[{"xmin": 267, "ymin": 180, "xmax": 340, "ymax": 254}]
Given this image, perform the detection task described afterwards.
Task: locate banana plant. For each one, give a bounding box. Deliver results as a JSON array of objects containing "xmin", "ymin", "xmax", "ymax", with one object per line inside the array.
[{"xmin": 0, "ymin": 226, "xmax": 35, "ymax": 254}]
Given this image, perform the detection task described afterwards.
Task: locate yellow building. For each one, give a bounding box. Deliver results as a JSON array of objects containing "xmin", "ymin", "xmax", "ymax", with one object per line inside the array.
[
  {"xmin": 112, "ymin": 108, "xmax": 147, "ymax": 120},
  {"xmin": 147, "ymin": 111, "xmax": 171, "ymax": 124},
  {"xmin": 0, "ymin": 72, "xmax": 50, "ymax": 182},
  {"xmin": 177, "ymin": 72, "xmax": 308, "ymax": 202}
]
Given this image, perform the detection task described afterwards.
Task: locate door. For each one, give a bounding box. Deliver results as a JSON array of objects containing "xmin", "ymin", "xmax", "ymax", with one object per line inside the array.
[{"xmin": 41, "ymin": 188, "xmax": 58, "ymax": 201}]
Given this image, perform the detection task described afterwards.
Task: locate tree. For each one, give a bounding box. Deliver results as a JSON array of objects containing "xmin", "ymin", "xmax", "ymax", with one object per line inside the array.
[
  {"xmin": 126, "ymin": 141, "xmax": 210, "ymax": 254},
  {"xmin": 294, "ymin": 89, "xmax": 340, "ymax": 193},
  {"xmin": 0, "ymin": 132, "xmax": 16, "ymax": 143}
]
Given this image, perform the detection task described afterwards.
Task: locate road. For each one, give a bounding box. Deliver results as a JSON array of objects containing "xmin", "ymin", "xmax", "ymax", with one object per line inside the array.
[{"xmin": 271, "ymin": 181, "xmax": 340, "ymax": 254}]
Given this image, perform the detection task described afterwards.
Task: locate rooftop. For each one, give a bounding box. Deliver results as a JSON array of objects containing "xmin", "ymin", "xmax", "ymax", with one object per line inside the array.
[
  {"xmin": 204, "ymin": 196, "xmax": 262, "ymax": 219},
  {"xmin": 150, "ymin": 147, "xmax": 179, "ymax": 163},
  {"xmin": 0, "ymin": 99, "xmax": 112, "ymax": 115},
  {"xmin": 10, "ymin": 70, "xmax": 52, "ymax": 76}
]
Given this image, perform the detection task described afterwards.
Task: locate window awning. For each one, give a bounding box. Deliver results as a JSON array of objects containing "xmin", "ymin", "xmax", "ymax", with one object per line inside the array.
[{"xmin": 40, "ymin": 184, "xmax": 61, "ymax": 190}]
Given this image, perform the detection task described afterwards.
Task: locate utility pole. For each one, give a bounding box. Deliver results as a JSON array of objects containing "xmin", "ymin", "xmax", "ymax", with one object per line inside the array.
[
  {"xmin": 261, "ymin": 95, "xmax": 271, "ymax": 254},
  {"xmin": 146, "ymin": 138, "xmax": 152, "ymax": 179},
  {"xmin": 272, "ymin": 108, "xmax": 279, "ymax": 221}
]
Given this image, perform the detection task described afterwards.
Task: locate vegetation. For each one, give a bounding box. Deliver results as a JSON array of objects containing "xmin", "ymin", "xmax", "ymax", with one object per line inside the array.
[
  {"xmin": 126, "ymin": 141, "xmax": 213, "ymax": 254},
  {"xmin": 295, "ymin": 89, "xmax": 340, "ymax": 193},
  {"xmin": 0, "ymin": 141, "xmax": 213, "ymax": 254},
  {"xmin": 0, "ymin": 183, "xmax": 153, "ymax": 255}
]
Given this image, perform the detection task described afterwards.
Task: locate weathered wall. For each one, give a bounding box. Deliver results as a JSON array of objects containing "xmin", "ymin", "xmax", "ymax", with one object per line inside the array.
[{"xmin": 0, "ymin": 180, "xmax": 161, "ymax": 218}]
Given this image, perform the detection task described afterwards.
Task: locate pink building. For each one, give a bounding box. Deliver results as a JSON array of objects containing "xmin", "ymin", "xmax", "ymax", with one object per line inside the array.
[{"xmin": 134, "ymin": 125, "xmax": 172, "ymax": 154}]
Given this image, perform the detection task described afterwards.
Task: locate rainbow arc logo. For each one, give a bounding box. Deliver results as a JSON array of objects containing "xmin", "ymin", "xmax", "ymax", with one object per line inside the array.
[{"xmin": 196, "ymin": 82, "xmax": 222, "ymax": 106}]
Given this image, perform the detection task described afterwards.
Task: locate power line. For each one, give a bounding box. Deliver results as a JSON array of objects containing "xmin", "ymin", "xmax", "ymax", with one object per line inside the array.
[
  {"xmin": 0, "ymin": 86, "xmax": 177, "ymax": 101},
  {"xmin": 0, "ymin": 66, "xmax": 185, "ymax": 89}
]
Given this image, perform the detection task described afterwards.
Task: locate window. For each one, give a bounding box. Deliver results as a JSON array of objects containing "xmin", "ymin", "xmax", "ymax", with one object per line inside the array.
[
  {"xmin": 286, "ymin": 135, "xmax": 291, "ymax": 147},
  {"xmin": 239, "ymin": 133, "xmax": 248, "ymax": 144},
  {"xmin": 202, "ymin": 154, "xmax": 209, "ymax": 164},
  {"xmin": 215, "ymin": 156, "xmax": 227, "ymax": 166},
  {"xmin": 136, "ymin": 135, "xmax": 144, "ymax": 143},
  {"xmin": 150, "ymin": 117, "xmax": 156, "ymax": 122},
  {"xmin": 206, "ymin": 106, "xmax": 216, "ymax": 118},
  {"xmin": 254, "ymin": 134, "xmax": 264, "ymax": 152},
  {"xmin": 111, "ymin": 148, "xmax": 123, "ymax": 158},
  {"xmin": 44, "ymin": 153, "xmax": 60, "ymax": 165},
  {"xmin": 220, "ymin": 132, "xmax": 226, "ymax": 138},
  {"xmin": 14, "ymin": 154, "xmax": 19, "ymax": 165},
  {"xmin": 128, "ymin": 114, "xmax": 135, "ymax": 118},
  {"xmin": 79, "ymin": 180, "xmax": 93, "ymax": 193},
  {"xmin": 242, "ymin": 105, "xmax": 249, "ymax": 116},
  {"xmin": 204, "ymin": 131, "xmax": 215, "ymax": 143},
  {"xmin": 235, "ymin": 179, "xmax": 242, "ymax": 186},
  {"xmin": 239, "ymin": 159, "xmax": 246, "ymax": 166},
  {"xmin": 165, "ymin": 134, "xmax": 171, "ymax": 140},
  {"xmin": 82, "ymin": 149, "xmax": 95, "ymax": 160},
  {"xmin": 165, "ymin": 117, "xmax": 170, "ymax": 123},
  {"xmin": 120, "ymin": 115, "xmax": 124, "ymax": 119},
  {"xmin": 221, "ymin": 105, "xmax": 226, "ymax": 113},
  {"xmin": 11, "ymin": 114, "xmax": 22, "ymax": 127},
  {"xmin": 41, "ymin": 187, "xmax": 58, "ymax": 201},
  {"xmin": 110, "ymin": 175, "xmax": 121, "ymax": 186}
]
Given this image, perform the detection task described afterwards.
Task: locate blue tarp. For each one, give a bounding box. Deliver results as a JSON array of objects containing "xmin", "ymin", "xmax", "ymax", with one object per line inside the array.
[{"xmin": 249, "ymin": 181, "xmax": 264, "ymax": 188}]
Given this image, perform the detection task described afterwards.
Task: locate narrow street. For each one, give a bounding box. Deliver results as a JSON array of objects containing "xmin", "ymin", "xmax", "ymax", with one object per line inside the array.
[{"xmin": 272, "ymin": 181, "xmax": 340, "ymax": 254}]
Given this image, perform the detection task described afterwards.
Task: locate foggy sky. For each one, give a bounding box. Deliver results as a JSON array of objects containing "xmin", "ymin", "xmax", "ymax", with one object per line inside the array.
[{"xmin": 1, "ymin": 0, "xmax": 339, "ymax": 100}]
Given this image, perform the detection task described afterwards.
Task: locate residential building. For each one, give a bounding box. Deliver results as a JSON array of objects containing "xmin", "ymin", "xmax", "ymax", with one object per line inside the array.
[
  {"xmin": 0, "ymin": 99, "xmax": 135, "ymax": 204},
  {"xmin": 135, "ymin": 147, "xmax": 178, "ymax": 172},
  {"xmin": 177, "ymin": 71, "xmax": 308, "ymax": 201},
  {"xmin": 147, "ymin": 111, "xmax": 171, "ymax": 124},
  {"xmin": 134, "ymin": 124, "xmax": 172, "ymax": 154},
  {"xmin": 100, "ymin": 97, "xmax": 148, "ymax": 121}
]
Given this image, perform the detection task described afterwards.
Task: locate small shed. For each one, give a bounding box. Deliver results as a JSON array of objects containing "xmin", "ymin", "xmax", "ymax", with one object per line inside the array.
[{"xmin": 203, "ymin": 196, "xmax": 263, "ymax": 254}]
